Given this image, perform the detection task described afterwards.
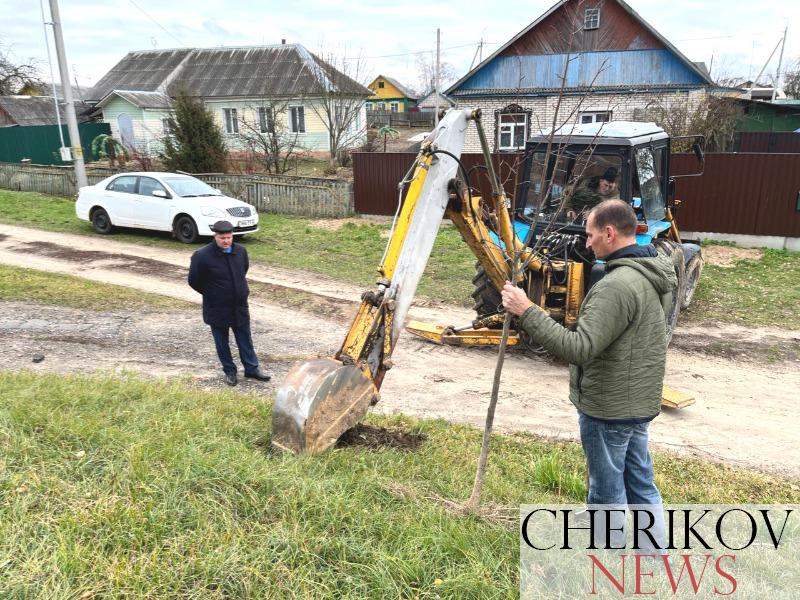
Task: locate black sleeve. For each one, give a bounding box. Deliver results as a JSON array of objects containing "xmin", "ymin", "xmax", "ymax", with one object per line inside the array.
[{"xmin": 188, "ymin": 251, "xmax": 205, "ymax": 293}]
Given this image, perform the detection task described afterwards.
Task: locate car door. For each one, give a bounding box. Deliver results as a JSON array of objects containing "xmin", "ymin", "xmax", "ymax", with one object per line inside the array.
[
  {"xmin": 102, "ymin": 175, "xmax": 139, "ymax": 225},
  {"xmin": 131, "ymin": 176, "xmax": 172, "ymax": 229}
]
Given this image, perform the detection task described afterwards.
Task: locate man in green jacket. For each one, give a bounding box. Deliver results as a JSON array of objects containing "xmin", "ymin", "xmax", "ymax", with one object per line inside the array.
[{"xmin": 502, "ymin": 200, "xmax": 676, "ymax": 547}]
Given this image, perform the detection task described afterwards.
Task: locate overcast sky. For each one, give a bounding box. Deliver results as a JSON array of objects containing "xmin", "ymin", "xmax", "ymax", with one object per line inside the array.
[{"xmin": 2, "ymin": 0, "xmax": 798, "ymax": 95}]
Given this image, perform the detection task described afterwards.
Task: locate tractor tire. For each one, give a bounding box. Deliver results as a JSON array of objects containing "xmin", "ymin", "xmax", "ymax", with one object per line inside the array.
[
  {"xmin": 653, "ymin": 239, "xmax": 686, "ymax": 345},
  {"xmin": 471, "ymin": 263, "xmax": 503, "ymax": 323},
  {"xmin": 681, "ymin": 252, "xmax": 704, "ymax": 309}
]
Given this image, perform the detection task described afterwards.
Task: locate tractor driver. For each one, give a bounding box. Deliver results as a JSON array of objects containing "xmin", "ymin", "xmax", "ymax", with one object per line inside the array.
[{"xmin": 565, "ymin": 166, "xmax": 619, "ymax": 221}]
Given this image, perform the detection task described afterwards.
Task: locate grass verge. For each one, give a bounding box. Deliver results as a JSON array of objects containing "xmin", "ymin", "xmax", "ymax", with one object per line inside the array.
[
  {"xmin": 1, "ymin": 372, "xmax": 798, "ymax": 598},
  {"xmin": 0, "ymin": 264, "xmax": 190, "ymax": 311}
]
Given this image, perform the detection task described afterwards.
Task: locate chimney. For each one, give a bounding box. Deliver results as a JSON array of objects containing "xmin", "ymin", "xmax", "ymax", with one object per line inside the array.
[{"xmin": 281, "ymin": 39, "xmax": 286, "ymax": 45}]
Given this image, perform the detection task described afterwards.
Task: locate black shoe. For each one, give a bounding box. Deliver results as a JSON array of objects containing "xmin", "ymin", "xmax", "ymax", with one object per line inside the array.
[
  {"xmin": 244, "ymin": 368, "xmax": 271, "ymax": 382},
  {"xmin": 224, "ymin": 372, "xmax": 238, "ymax": 386}
]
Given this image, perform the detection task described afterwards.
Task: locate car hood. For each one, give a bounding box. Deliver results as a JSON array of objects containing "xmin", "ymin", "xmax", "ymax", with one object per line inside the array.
[{"xmin": 184, "ymin": 195, "xmax": 251, "ymax": 209}]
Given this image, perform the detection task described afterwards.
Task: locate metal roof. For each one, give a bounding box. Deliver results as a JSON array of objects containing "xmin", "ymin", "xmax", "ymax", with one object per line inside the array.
[
  {"xmin": 370, "ymin": 75, "xmax": 417, "ymax": 100},
  {"xmin": 530, "ymin": 120, "xmax": 669, "ymax": 146},
  {"xmin": 0, "ymin": 95, "xmax": 92, "ymax": 126},
  {"xmin": 87, "ymin": 44, "xmax": 371, "ymax": 102},
  {"xmin": 94, "ymin": 90, "xmax": 174, "ymax": 109}
]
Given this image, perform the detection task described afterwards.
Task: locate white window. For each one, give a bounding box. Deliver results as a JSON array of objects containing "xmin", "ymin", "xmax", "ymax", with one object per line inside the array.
[
  {"xmin": 161, "ymin": 117, "xmax": 176, "ymax": 135},
  {"xmin": 258, "ymin": 107, "xmax": 274, "ymax": 134},
  {"xmin": 584, "ymin": 8, "xmax": 600, "ymax": 30},
  {"xmin": 366, "ymin": 103, "xmax": 373, "ymax": 111},
  {"xmin": 498, "ymin": 112, "xmax": 527, "ymax": 150},
  {"xmin": 580, "ymin": 111, "xmax": 612, "ymax": 124},
  {"xmin": 289, "ymin": 106, "xmax": 305, "ymax": 133},
  {"xmin": 376, "ymin": 102, "xmax": 385, "ymax": 111},
  {"xmin": 390, "ymin": 102, "xmax": 399, "ymax": 113},
  {"xmin": 223, "ymin": 108, "xmax": 239, "ymax": 134}
]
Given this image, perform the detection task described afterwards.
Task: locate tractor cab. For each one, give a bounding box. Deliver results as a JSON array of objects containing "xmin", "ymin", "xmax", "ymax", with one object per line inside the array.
[{"xmin": 513, "ymin": 121, "xmax": 676, "ymax": 245}]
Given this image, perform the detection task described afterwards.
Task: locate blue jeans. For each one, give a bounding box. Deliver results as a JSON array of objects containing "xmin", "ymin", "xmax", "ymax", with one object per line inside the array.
[
  {"xmin": 579, "ymin": 412, "xmax": 665, "ymax": 551},
  {"xmin": 210, "ymin": 322, "xmax": 260, "ymax": 376}
]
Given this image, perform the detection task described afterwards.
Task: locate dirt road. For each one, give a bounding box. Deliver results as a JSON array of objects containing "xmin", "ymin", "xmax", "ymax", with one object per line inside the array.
[{"xmin": 1, "ymin": 225, "xmax": 798, "ymax": 478}]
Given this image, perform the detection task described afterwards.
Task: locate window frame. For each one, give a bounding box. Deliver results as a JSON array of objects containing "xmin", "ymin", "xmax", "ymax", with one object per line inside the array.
[
  {"xmin": 289, "ymin": 105, "xmax": 306, "ymax": 134},
  {"xmin": 257, "ymin": 106, "xmax": 275, "ymax": 134},
  {"xmin": 584, "ymin": 8, "xmax": 600, "ymax": 30},
  {"xmin": 579, "ymin": 110, "xmax": 612, "ymax": 124},
  {"xmin": 161, "ymin": 117, "xmax": 176, "ymax": 136},
  {"xmin": 223, "ymin": 108, "xmax": 239, "ymax": 135},
  {"xmin": 390, "ymin": 102, "xmax": 399, "ymax": 113},
  {"xmin": 138, "ymin": 176, "xmax": 170, "ymax": 199},
  {"xmin": 496, "ymin": 106, "xmax": 530, "ymax": 151},
  {"xmin": 105, "ymin": 175, "xmax": 139, "ymax": 194}
]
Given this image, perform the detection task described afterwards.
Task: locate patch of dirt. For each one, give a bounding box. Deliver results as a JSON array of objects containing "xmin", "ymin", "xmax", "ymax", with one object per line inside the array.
[
  {"xmin": 13, "ymin": 241, "xmax": 184, "ymax": 277},
  {"xmin": 703, "ymin": 245, "xmax": 763, "ymax": 267},
  {"xmin": 307, "ymin": 218, "xmax": 372, "ymax": 231},
  {"xmin": 336, "ymin": 423, "xmax": 427, "ymax": 451},
  {"xmin": 671, "ymin": 324, "xmax": 800, "ymax": 363}
]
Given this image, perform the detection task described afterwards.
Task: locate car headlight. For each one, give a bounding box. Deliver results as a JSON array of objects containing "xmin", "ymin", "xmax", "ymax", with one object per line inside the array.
[{"xmin": 201, "ymin": 206, "xmax": 226, "ymax": 217}]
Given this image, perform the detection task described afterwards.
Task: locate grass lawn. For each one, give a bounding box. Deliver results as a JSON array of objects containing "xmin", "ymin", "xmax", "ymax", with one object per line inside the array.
[
  {"xmin": 0, "ymin": 264, "xmax": 190, "ymax": 312},
  {"xmin": 1, "ymin": 371, "xmax": 797, "ymax": 598},
  {"xmin": 0, "ymin": 190, "xmax": 797, "ymax": 326}
]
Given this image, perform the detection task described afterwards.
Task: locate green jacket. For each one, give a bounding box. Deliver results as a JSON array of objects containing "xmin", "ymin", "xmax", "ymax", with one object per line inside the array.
[{"xmin": 519, "ymin": 253, "xmax": 676, "ymax": 420}]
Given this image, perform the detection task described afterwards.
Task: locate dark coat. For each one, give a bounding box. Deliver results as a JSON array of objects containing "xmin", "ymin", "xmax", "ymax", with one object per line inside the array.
[{"xmin": 188, "ymin": 242, "xmax": 250, "ymax": 327}]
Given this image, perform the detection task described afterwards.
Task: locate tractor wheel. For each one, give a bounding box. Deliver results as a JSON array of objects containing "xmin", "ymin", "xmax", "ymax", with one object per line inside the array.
[
  {"xmin": 682, "ymin": 252, "xmax": 704, "ymax": 309},
  {"xmin": 471, "ymin": 263, "xmax": 503, "ymax": 323},
  {"xmin": 653, "ymin": 239, "xmax": 686, "ymax": 345}
]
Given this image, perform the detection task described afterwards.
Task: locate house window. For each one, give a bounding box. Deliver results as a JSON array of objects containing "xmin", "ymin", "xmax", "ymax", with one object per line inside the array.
[
  {"xmin": 390, "ymin": 102, "xmax": 399, "ymax": 113},
  {"xmin": 366, "ymin": 103, "xmax": 373, "ymax": 111},
  {"xmin": 378, "ymin": 81, "xmax": 385, "ymax": 89},
  {"xmin": 498, "ymin": 111, "xmax": 527, "ymax": 150},
  {"xmin": 161, "ymin": 117, "xmax": 176, "ymax": 135},
  {"xmin": 258, "ymin": 107, "xmax": 274, "ymax": 134},
  {"xmin": 289, "ymin": 106, "xmax": 305, "ymax": 133},
  {"xmin": 376, "ymin": 102, "xmax": 385, "ymax": 111},
  {"xmin": 223, "ymin": 108, "xmax": 239, "ymax": 134},
  {"xmin": 584, "ymin": 8, "xmax": 600, "ymax": 30},
  {"xmin": 580, "ymin": 111, "xmax": 612, "ymax": 124}
]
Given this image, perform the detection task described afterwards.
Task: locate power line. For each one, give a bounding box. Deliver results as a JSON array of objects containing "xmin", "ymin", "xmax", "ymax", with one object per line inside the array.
[
  {"xmin": 127, "ymin": 0, "xmax": 185, "ymax": 46},
  {"xmin": 345, "ymin": 41, "xmax": 500, "ymax": 61}
]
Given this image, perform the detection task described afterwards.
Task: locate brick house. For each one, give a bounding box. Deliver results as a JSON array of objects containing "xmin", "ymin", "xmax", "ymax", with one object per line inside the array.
[{"xmin": 445, "ymin": 0, "xmax": 720, "ymax": 152}]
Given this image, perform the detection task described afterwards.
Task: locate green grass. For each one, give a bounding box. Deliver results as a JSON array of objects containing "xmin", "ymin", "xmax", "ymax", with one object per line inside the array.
[
  {"xmin": 0, "ymin": 372, "xmax": 798, "ymax": 598},
  {"xmin": 1, "ymin": 189, "xmax": 798, "ymax": 321},
  {"xmin": 685, "ymin": 249, "xmax": 800, "ymax": 328},
  {"xmin": 0, "ymin": 264, "xmax": 190, "ymax": 311}
]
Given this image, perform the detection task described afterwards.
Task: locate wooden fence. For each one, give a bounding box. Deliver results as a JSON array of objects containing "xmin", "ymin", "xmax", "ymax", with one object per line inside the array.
[
  {"xmin": 367, "ymin": 111, "xmax": 434, "ymax": 129},
  {"xmin": 0, "ymin": 163, "xmax": 354, "ymax": 218}
]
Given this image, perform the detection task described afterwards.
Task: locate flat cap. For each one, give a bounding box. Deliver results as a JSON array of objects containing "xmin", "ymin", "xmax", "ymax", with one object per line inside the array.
[{"xmin": 211, "ymin": 220, "xmax": 234, "ymax": 233}]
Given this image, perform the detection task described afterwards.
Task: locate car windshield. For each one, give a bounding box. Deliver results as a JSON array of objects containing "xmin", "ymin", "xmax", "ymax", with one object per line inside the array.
[{"xmin": 162, "ymin": 177, "xmax": 222, "ymax": 198}]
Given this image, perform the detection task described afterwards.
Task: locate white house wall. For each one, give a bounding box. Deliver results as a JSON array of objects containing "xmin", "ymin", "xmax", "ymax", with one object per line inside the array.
[
  {"xmin": 100, "ymin": 96, "xmax": 172, "ymax": 156},
  {"xmin": 455, "ymin": 89, "xmax": 708, "ymax": 152}
]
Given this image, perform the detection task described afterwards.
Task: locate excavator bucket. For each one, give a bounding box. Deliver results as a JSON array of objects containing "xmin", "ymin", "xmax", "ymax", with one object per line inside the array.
[{"xmin": 271, "ymin": 358, "xmax": 379, "ymax": 454}]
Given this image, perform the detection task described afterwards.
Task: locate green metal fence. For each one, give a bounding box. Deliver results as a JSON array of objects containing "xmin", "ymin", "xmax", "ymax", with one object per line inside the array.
[{"xmin": 0, "ymin": 122, "xmax": 111, "ymax": 165}]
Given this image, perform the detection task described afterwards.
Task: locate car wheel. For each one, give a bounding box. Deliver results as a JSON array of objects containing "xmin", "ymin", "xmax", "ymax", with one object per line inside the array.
[
  {"xmin": 92, "ymin": 208, "xmax": 114, "ymax": 234},
  {"xmin": 174, "ymin": 216, "xmax": 199, "ymax": 244}
]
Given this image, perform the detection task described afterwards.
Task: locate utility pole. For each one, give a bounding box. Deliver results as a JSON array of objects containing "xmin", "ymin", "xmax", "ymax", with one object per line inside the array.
[
  {"xmin": 48, "ymin": 0, "xmax": 87, "ymax": 189},
  {"xmin": 434, "ymin": 28, "xmax": 441, "ymax": 127},
  {"xmin": 772, "ymin": 25, "xmax": 788, "ymax": 102}
]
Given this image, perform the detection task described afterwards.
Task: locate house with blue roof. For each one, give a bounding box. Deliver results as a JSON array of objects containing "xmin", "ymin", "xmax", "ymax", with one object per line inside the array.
[{"xmin": 445, "ymin": 0, "xmax": 722, "ymax": 152}]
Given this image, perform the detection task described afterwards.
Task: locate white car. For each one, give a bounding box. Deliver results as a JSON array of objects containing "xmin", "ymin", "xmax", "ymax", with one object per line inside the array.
[{"xmin": 75, "ymin": 172, "xmax": 259, "ymax": 243}]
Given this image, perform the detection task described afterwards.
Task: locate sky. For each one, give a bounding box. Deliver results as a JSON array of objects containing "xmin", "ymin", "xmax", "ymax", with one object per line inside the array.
[{"xmin": 1, "ymin": 0, "xmax": 798, "ymax": 96}]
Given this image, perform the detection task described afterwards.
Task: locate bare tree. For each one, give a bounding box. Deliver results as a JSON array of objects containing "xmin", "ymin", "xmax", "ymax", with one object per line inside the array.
[
  {"xmin": 238, "ymin": 100, "xmax": 308, "ymax": 174},
  {"xmin": 412, "ymin": 52, "xmax": 458, "ymax": 97},
  {"xmin": 784, "ymin": 58, "xmax": 800, "ymax": 99},
  {"xmin": 307, "ymin": 50, "xmax": 371, "ymax": 171},
  {"xmin": 0, "ymin": 44, "xmax": 43, "ymax": 95}
]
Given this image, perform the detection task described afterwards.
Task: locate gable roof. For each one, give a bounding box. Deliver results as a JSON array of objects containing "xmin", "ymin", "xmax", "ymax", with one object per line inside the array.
[
  {"xmin": 417, "ymin": 90, "xmax": 455, "ymax": 108},
  {"xmin": 447, "ymin": 0, "xmax": 714, "ymax": 96},
  {"xmin": 0, "ymin": 95, "xmax": 92, "ymax": 126},
  {"xmin": 369, "ymin": 75, "xmax": 417, "ymax": 100},
  {"xmin": 87, "ymin": 44, "xmax": 371, "ymax": 102},
  {"xmin": 94, "ymin": 90, "xmax": 174, "ymax": 110}
]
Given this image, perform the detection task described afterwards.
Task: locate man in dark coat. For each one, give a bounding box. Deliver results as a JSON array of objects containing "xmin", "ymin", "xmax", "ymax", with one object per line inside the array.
[{"xmin": 188, "ymin": 220, "xmax": 271, "ymax": 386}]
